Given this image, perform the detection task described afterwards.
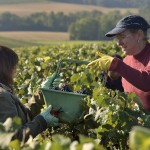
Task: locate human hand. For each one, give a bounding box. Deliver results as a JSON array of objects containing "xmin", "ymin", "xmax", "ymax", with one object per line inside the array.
[
  {"xmin": 87, "ymin": 53, "xmax": 114, "ymax": 72},
  {"xmin": 40, "ymin": 105, "xmax": 59, "ymax": 127},
  {"xmin": 40, "ymin": 73, "xmax": 57, "ymax": 89}
]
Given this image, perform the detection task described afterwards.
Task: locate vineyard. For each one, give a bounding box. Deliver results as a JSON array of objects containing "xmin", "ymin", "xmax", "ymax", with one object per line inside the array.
[{"xmin": 1, "ymin": 42, "xmax": 150, "ymax": 150}]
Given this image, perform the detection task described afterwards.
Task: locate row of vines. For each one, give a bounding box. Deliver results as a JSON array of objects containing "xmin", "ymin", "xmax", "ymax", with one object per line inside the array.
[{"xmin": 1, "ymin": 41, "xmax": 150, "ymax": 150}]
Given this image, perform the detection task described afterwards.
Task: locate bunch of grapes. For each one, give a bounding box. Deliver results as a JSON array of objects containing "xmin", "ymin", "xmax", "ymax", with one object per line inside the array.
[
  {"xmin": 52, "ymin": 78, "xmax": 91, "ymax": 95},
  {"xmin": 52, "ymin": 77, "xmax": 73, "ymax": 92}
]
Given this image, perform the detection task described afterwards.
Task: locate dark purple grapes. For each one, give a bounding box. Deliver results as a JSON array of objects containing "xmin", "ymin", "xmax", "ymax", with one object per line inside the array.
[
  {"xmin": 62, "ymin": 84, "xmax": 72, "ymax": 92},
  {"xmin": 53, "ymin": 84, "xmax": 72, "ymax": 92},
  {"xmin": 53, "ymin": 84, "xmax": 91, "ymax": 95}
]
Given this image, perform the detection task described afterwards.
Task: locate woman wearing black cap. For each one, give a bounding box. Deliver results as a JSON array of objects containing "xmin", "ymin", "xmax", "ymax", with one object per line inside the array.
[{"xmin": 87, "ymin": 15, "xmax": 150, "ymax": 111}]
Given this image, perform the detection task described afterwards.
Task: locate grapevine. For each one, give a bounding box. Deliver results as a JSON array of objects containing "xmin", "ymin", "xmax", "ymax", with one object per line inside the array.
[{"xmin": 1, "ymin": 42, "xmax": 150, "ymax": 150}]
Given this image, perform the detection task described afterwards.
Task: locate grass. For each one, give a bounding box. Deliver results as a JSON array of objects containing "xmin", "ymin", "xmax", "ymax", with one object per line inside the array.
[
  {"xmin": 0, "ymin": 31, "xmax": 69, "ymax": 41},
  {"xmin": 0, "ymin": 31, "xmax": 69, "ymax": 48},
  {"xmin": 0, "ymin": 33, "xmax": 109, "ymax": 48},
  {"xmin": 0, "ymin": 36, "xmax": 41, "ymax": 48}
]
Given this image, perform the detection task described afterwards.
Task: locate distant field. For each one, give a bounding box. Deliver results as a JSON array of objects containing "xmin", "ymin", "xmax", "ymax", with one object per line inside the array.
[
  {"xmin": 0, "ymin": 31, "xmax": 106, "ymax": 48},
  {"xmin": 0, "ymin": 36, "xmax": 37, "ymax": 48},
  {"xmin": 0, "ymin": 31, "xmax": 69, "ymax": 41},
  {"xmin": 0, "ymin": 1, "xmax": 139, "ymax": 48},
  {"xmin": 0, "ymin": 0, "xmax": 44, "ymax": 4},
  {"xmin": 0, "ymin": 2, "xmax": 138, "ymax": 16},
  {"xmin": 0, "ymin": 31, "xmax": 69, "ymax": 47}
]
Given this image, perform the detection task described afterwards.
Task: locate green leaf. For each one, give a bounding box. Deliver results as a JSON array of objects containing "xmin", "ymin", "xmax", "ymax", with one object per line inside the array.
[
  {"xmin": 129, "ymin": 126, "xmax": 150, "ymax": 150},
  {"xmin": 71, "ymin": 73, "xmax": 80, "ymax": 82},
  {"xmin": 9, "ymin": 139, "xmax": 21, "ymax": 150},
  {"xmin": 0, "ymin": 132, "xmax": 15, "ymax": 149}
]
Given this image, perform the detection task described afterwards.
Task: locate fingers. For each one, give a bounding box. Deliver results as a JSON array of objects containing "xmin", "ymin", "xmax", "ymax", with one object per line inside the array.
[
  {"xmin": 87, "ymin": 59, "xmax": 100, "ymax": 68},
  {"xmin": 105, "ymin": 59, "xmax": 110, "ymax": 68},
  {"xmin": 53, "ymin": 117, "xmax": 59, "ymax": 123},
  {"xmin": 96, "ymin": 52, "xmax": 105, "ymax": 57},
  {"xmin": 47, "ymin": 105, "xmax": 52, "ymax": 111},
  {"xmin": 51, "ymin": 73, "xmax": 56, "ymax": 78},
  {"xmin": 53, "ymin": 118, "xmax": 59, "ymax": 126},
  {"xmin": 87, "ymin": 59, "xmax": 102, "ymax": 72},
  {"xmin": 53, "ymin": 78, "xmax": 61, "ymax": 82},
  {"xmin": 87, "ymin": 61, "xmax": 96, "ymax": 68}
]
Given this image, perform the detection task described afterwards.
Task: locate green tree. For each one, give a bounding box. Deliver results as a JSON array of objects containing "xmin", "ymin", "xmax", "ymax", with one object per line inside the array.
[
  {"xmin": 0, "ymin": 12, "xmax": 21, "ymax": 30},
  {"xmin": 69, "ymin": 17, "xmax": 100, "ymax": 40},
  {"xmin": 98, "ymin": 11, "xmax": 122, "ymax": 40}
]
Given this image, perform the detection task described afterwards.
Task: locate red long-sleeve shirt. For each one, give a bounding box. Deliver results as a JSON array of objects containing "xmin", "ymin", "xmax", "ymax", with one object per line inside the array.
[{"xmin": 109, "ymin": 42, "xmax": 150, "ymax": 111}]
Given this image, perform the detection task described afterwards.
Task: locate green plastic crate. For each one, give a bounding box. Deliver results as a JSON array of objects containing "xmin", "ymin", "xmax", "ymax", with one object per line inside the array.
[
  {"xmin": 41, "ymin": 88, "xmax": 87, "ymax": 123},
  {"xmin": 40, "ymin": 59, "xmax": 89, "ymax": 124}
]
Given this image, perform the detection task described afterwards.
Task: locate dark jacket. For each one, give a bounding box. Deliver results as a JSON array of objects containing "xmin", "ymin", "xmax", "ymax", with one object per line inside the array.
[{"xmin": 0, "ymin": 83, "xmax": 47, "ymax": 142}]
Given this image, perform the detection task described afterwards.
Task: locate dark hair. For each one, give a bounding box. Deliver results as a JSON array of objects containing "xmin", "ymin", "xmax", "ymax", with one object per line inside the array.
[{"xmin": 0, "ymin": 46, "xmax": 18, "ymax": 88}]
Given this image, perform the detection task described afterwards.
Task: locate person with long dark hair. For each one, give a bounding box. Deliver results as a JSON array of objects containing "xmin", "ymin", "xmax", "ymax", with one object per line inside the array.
[{"xmin": 0, "ymin": 45, "xmax": 59, "ymax": 142}]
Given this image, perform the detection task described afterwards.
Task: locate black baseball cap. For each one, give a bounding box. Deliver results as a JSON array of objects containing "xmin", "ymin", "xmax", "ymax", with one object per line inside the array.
[{"xmin": 105, "ymin": 15, "xmax": 150, "ymax": 37}]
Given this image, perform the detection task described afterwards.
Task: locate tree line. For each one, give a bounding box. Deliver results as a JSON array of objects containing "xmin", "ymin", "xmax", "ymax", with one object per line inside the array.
[
  {"xmin": 47, "ymin": 0, "xmax": 150, "ymax": 8},
  {"xmin": 0, "ymin": 7, "xmax": 150, "ymax": 40},
  {"xmin": 0, "ymin": 11, "xmax": 124, "ymax": 40}
]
